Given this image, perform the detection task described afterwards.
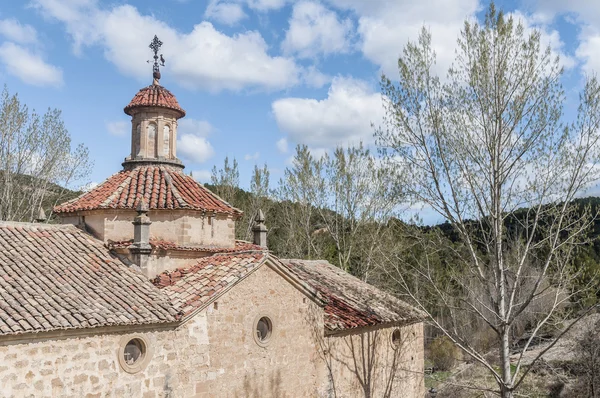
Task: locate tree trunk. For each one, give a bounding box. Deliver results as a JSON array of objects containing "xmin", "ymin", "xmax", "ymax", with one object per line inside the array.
[{"xmin": 499, "ymin": 326, "xmax": 513, "ymax": 398}]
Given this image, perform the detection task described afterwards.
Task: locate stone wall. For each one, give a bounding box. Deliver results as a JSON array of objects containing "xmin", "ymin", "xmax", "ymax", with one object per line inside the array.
[
  {"xmin": 0, "ymin": 263, "xmax": 424, "ymax": 398},
  {"xmin": 322, "ymin": 323, "xmax": 425, "ymax": 398},
  {"xmin": 0, "ymin": 316, "xmax": 210, "ymax": 398},
  {"xmin": 68, "ymin": 210, "xmax": 236, "ymax": 248},
  {"xmin": 200, "ymin": 263, "xmax": 325, "ymax": 397}
]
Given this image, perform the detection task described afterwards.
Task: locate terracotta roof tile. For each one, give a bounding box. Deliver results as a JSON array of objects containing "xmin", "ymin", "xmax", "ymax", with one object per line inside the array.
[
  {"xmin": 280, "ymin": 259, "xmax": 426, "ymax": 333},
  {"xmin": 124, "ymin": 84, "xmax": 185, "ymax": 117},
  {"xmin": 0, "ymin": 222, "xmax": 179, "ymax": 336},
  {"xmin": 154, "ymin": 251, "xmax": 267, "ymax": 316},
  {"xmin": 54, "ymin": 165, "xmax": 241, "ymax": 216}
]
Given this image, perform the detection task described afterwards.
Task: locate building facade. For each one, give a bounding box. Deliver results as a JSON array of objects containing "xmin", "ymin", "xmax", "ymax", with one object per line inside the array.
[{"xmin": 0, "ymin": 41, "xmax": 425, "ymax": 398}]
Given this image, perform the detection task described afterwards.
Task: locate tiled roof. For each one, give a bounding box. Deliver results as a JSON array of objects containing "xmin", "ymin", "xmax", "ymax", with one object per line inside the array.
[
  {"xmin": 154, "ymin": 251, "xmax": 268, "ymax": 316},
  {"xmin": 281, "ymin": 259, "xmax": 426, "ymax": 333},
  {"xmin": 54, "ymin": 165, "xmax": 242, "ymax": 217},
  {"xmin": 124, "ymin": 84, "xmax": 185, "ymax": 117},
  {"xmin": 0, "ymin": 222, "xmax": 179, "ymax": 336},
  {"xmin": 108, "ymin": 239, "xmax": 262, "ymax": 253}
]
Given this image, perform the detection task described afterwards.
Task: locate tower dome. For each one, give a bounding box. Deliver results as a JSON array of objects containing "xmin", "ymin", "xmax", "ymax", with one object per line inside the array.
[{"xmin": 124, "ymin": 85, "xmax": 185, "ymax": 118}]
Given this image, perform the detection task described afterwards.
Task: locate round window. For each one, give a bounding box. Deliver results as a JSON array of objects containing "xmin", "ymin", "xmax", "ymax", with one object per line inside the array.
[
  {"xmin": 118, "ymin": 335, "xmax": 152, "ymax": 373},
  {"xmin": 253, "ymin": 316, "xmax": 273, "ymax": 347},
  {"xmin": 124, "ymin": 338, "xmax": 144, "ymax": 365},
  {"xmin": 391, "ymin": 329, "xmax": 402, "ymax": 349}
]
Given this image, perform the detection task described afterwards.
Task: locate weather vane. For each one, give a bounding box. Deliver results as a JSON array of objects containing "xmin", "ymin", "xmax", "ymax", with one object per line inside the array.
[{"xmin": 148, "ymin": 35, "xmax": 165, "ymax": 85}]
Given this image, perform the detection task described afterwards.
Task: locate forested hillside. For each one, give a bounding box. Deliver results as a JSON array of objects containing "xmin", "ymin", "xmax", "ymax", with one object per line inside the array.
[{"xmin": 205, "ymin": 178, "xmax": 600, "ymax": 308}]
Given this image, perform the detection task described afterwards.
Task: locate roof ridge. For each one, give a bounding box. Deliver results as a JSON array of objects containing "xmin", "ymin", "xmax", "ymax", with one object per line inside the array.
[
  {"xmin": 162, "ymin": 167, "xmax": 188, "ymax": 208},
  {"xmin": 102, "ymin": 169, "xmax": 134, "ymax": 208}
]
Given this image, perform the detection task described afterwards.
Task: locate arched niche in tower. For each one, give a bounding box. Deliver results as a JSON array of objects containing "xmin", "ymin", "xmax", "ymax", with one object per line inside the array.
[
  {"xmin": 147, "ymin": 122, "xmax": 157, "ymax": 158},
  {"xmin": 135, "ymin": 123, "xmax": 141, "ymax": 158},
  {"xmin": 163, "ymin": 124, "xmax": 170, "ymax": 158}
]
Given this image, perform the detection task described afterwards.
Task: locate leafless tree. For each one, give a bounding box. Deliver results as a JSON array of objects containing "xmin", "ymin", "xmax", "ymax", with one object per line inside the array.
[
  {"xmin": 0, "ymin": 86, "xmax": 92, "ymax": 222},
  {"xmin": 245, "ymin": 164, "xmax": 271, "ymax": 241},
  {"xmin": 210, "ymin": 156, "xmax": 239, "ymax": 206},
  {"xmin": 376, "ymin": 5, "xmax": 600, "ymax": 397},
  {"xmin": 317, "ymin": 143, "xmax": 401, "ymax": 278},
  {"xmin": 276, "ymin": 145, "xmax": 325, "ymax": 258}
]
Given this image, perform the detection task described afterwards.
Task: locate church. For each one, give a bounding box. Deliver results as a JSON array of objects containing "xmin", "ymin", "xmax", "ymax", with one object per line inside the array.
[{"xmin": 0, "ymin": 37, "xmax": 425, "ymax": 397}]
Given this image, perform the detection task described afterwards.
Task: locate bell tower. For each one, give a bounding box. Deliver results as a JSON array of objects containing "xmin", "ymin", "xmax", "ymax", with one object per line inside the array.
[{"xmin": 122, "ymin": 35, "xmax": 186, "ymax": 169}]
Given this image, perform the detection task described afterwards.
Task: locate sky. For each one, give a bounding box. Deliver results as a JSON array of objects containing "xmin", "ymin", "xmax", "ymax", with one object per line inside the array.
[{"xmin": 0, "ymin": 0, "xmax": 598, "ymax": 223}]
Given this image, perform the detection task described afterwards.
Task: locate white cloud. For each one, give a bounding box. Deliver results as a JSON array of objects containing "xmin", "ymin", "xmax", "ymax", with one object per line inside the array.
[
  {"xmin": 282, "ymin": 1, "xmax": 353, "ymax": 58},
  {"xmin": 31, "ymin": 0, "xmax": 100, "ymax": 54},
  {"xmin": 276, "ymin": 137, "xmax": 288, "ymax": 153},
  {"xmin": 205, "ymin": 0, "xmax": 247, "ymax": 25},
  {"xmin": 577, "ymin": 29, "xmax": 600, "ymax": 74},
  {"xmin": 302, "ymin": 65, "xmax": 331, "ymax": 88},
  {"xmin": 178, "ymin": 136, "xmax": 215, "ymax": 164},
  {"xmin": 244, "ymin": 151, "xmax": 260, "ymax": 160},
  {"xmin": 0, "ymin": 42, "xmax": 63, "ymax": 87},
  {"xmin": 191, "ymin": 169, "xmax": 212, "ymax": 183},
  {"xmin": 245, "ymin": 0, "xmax": 288, "ymax": 11},
  {"xmin": 176, "ymin": 119, "xmax": 215, "ymax": 163},
  {"xmin": 0, "ymin": 19, "xmax": 38, "ymax": 45},
  {"xmin": 106, "ymin": 120, "xmax": 129, "ymax": 136},
  {"xmin": 31, "ymin": 1, "xmax": 300, "ymax": 92},
  {"xmin": 272, "ymin": 76, "xmax": 384, "ymax": 149},
  {"xmin": 323, "ymin": 0, "xmax": 479, "ymax": 76},
  {"xmin": 178, "ymin": 119, "xmax": 214, "ymax": 137}
]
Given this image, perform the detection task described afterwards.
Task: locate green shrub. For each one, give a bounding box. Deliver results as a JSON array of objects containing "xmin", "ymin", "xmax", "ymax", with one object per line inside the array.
[{"xmin": 429, "ymin": 335, "xmax": 458, "ymax": 371}]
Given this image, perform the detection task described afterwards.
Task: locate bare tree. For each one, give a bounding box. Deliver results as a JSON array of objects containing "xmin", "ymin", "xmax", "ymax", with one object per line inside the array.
[
  {"xmin": 245, "ymin": 164, "xmax": 271, "ymax": 241},
  {"xmin": 376, "ymin": 5, "xmax": 600, "ymax": 397},
  {"xmin": 210, "ymin": 156, "xmax": 240, "ymax": 205},
  {"xmin": 0, "ymin": 86, "xmax": 92, "ymax": 222},
  {"xmin": 276, "ymin": 145, "xmax": 325, "ymax": 259},
  {"xmin": 318, "ymin": 143, "xmax": 401, "ymax": 278}
]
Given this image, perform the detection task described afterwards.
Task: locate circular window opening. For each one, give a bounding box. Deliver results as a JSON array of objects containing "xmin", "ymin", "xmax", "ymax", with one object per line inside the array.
[
  {"xmin": 391, "ymin": 329, "xmax": 402, "ymax": 349},
  {"xmin": 118, "ymin": 335, "xmax": 152, "ymax": 373},
  {"xmin": 124, "ymin": 338, "xmax": 145, "ymax": 365},
  {"xmin": 256, "ymin": 317, "xmax": 272, "ymax": 342}
]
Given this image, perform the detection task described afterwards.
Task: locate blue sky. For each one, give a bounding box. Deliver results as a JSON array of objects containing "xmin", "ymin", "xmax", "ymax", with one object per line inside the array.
[{"xmin": 0, "ymin": 0, "xmax": 598, "ymax": 222}]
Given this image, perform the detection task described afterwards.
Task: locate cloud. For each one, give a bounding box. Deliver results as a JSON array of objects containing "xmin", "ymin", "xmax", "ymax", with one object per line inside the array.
[
  {"xmin": 244, "ymin": 151, "xmax": 260, "ymax": 160},
  {"xmin": 272, "ymin": 76, "xmax": 384, "ymax": 149},
  {"xmin": 323, "ymin": 0, "xmax": 479, "ymax": 76},
  {"xmin": 31, "ymin": 1, "xmax": 300, "ymax": 92},
  {"xmin": 276, "ymin": 137, "xmax": 288, "ymax": 153},
  {"xmin": 301, "ymin": 65, "xmax": 331, "ymax": 88},
  {"xmin": 178, "ymin": 119, "xmax": 214, "ymax": 137},
  {"xmin": 205, "ymin": 0, "xmax": 247, "ymax": 25},
  {"xmin": 106, "ymin": 120, "xmax": 129, "ymax": 136},
  {"xmin": 0, "ymin": 19, "xmax": 38, "ymax": 44},
  {"xmin": 282, "ymin": 1, "xmax": 353, "ymax": 58},
  {"xmin": 245, "ymin": 0, "xmax": 288, "ymax": 11},
  {"xmin": 0, "ymin": 42, "xmax": 63, "ymax": 87},
  {"xmin": 176, "ymin": 119, "xmax": 215, "ymax": 163},
  {"xmin": 191, "ymin": 169, "xmax": 212, "ymax": 183}
]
